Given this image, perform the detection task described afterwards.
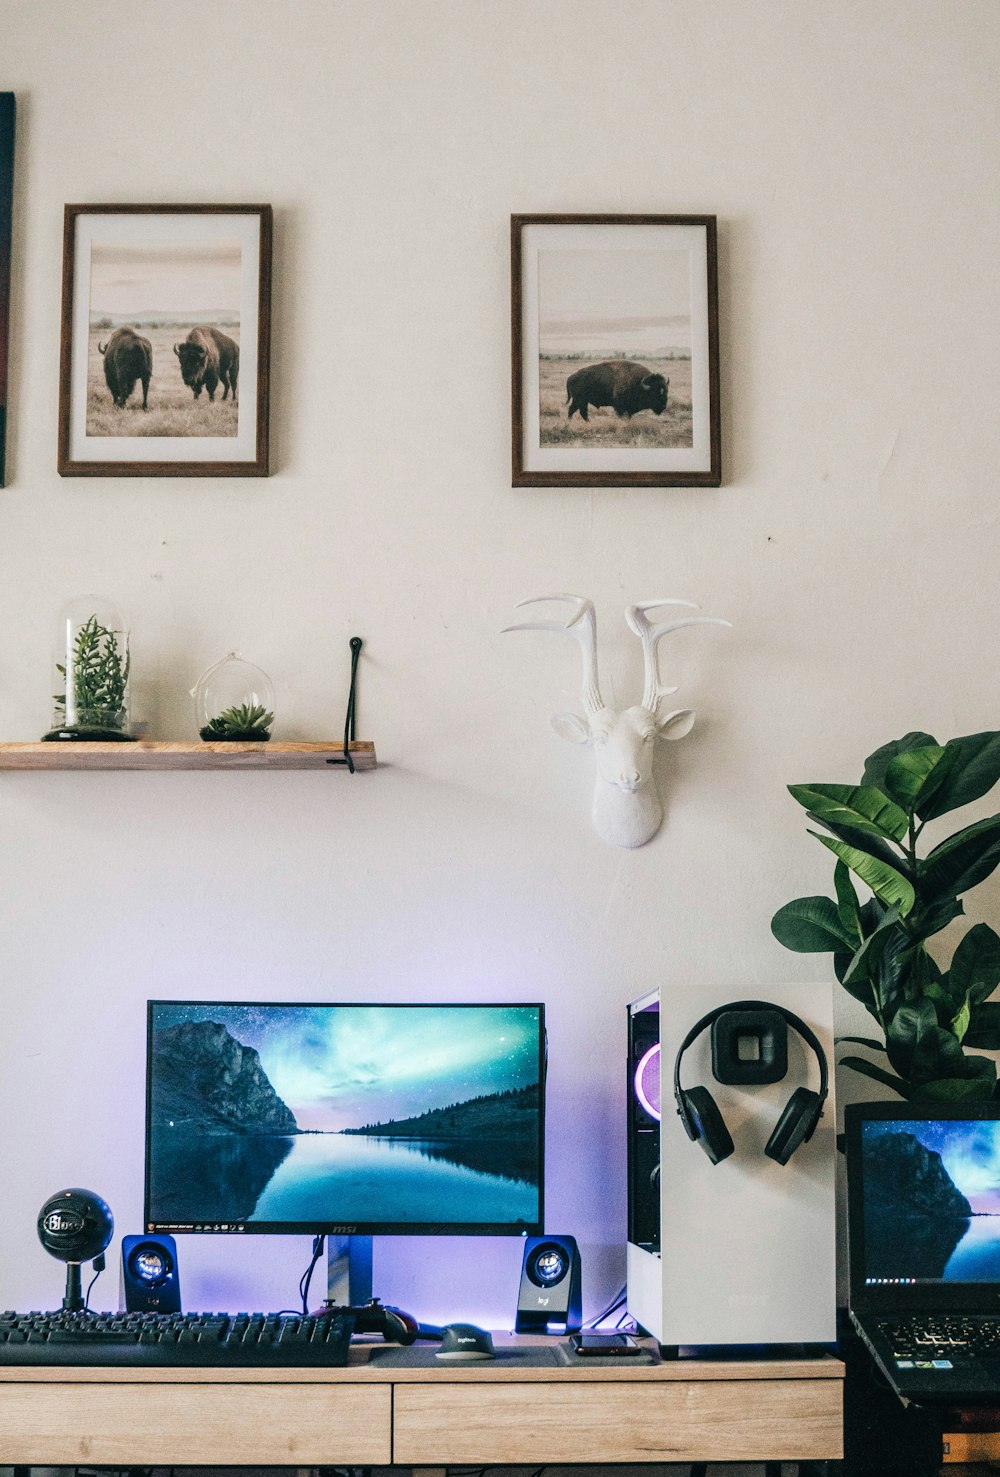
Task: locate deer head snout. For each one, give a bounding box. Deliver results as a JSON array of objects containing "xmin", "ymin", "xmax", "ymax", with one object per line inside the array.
[{"xmin": 591, "ymin": 709, "xmax": 656, "ymax": 792}]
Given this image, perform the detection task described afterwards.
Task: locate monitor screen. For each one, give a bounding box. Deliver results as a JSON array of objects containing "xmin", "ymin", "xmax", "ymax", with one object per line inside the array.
[
  {"xmin": 145, "ymin": 1001, "xmax": 545, "ymax": 1235},
  {"xmin": 854, "ymin": 1113, "xmax": 1000, "ymax": 1288}
]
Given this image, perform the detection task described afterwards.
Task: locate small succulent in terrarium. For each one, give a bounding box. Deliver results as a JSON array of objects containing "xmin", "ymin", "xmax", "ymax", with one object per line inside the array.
[
  {"xmin": 194, "ymin": 653, "xmax": 276, "ymax": 743},
  {"xmin": 199, "ymin": 701, "xmax": 274, "ymax": 742}
]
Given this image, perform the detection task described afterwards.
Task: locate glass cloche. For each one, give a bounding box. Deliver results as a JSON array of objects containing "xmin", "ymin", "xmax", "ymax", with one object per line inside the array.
[
  {"xmin": 194, "ymin": 653, "xmax": 275, "ymax": 741},
  {"xmin": 45, "ymin": 595, "xmax": 133, "ymax": 741}
]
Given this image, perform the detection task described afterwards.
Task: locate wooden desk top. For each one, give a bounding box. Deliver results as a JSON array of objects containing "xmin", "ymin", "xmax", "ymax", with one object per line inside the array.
[{"xmin": 0, "ymin": 1335, "xmax": 845, "ymax": 1382}]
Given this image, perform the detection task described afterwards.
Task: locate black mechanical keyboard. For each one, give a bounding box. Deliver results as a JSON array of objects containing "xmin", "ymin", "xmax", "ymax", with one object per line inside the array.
[
  {"xmin": 0, "ymin": 1308, "xmax": 355, "ymax": 1367},
  {"xmin": 876, "ymin": 1315, "xmax": 1000, "ymax": 1359}
]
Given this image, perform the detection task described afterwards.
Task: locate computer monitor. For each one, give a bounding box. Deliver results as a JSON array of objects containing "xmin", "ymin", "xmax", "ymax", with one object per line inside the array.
[
  {"xmin": 145, "ymin": 1000, "xmax": 545, "ymax": 1236},
  {"xmin": 845, "ymin": 1100, "xmax": 1000, "ymax": 1311}
]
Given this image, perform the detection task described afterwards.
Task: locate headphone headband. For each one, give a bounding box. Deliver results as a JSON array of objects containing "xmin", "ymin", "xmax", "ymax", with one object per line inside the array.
[{"xmin": 672, "ymin": 998, "xmax": 829, "ymax": 1113}]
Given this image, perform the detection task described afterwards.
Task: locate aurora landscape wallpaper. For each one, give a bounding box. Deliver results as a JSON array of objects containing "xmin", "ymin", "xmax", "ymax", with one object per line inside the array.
[
  {"xmin": 146, "ymin": 1001, "xmax": 544, "ymax": 1232},
  {"xmin": 861, "ymin": 1118, "xmax": 1000, "ymax": 1284}
]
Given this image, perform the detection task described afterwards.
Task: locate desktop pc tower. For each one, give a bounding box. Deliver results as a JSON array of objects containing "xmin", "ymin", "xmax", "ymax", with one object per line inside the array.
[{"xmin": 627, "ymin": 981, "xmax": 837, "ymax": 1347}]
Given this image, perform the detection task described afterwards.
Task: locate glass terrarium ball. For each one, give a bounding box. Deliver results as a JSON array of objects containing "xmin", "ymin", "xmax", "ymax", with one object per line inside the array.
[
  {"xmin": 194, "ymin": 653, "xmax": 275, "ymax": 742},
  {"xmin": 49, "ymin": 595, "xmax": 132, "ymax": 739}
]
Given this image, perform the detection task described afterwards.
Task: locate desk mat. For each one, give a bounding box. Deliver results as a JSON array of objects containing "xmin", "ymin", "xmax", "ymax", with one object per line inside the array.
[
  {"xmin": 366, "ymin": 1344, "xmax": 564, "ymax": 1368},
  {"xmin": 366, "ymin": 1341, "xmax": 658, "ymax": 1369},
  {"xmin": 555, "ymin": 1342, "xmax": 658, "ymax": 1368}
]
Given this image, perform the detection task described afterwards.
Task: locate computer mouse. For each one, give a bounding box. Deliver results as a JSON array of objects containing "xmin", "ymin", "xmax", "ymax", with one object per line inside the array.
[{"xmin": 435, "ymin": 1322, "xmax": 496, "ymax": 1361}]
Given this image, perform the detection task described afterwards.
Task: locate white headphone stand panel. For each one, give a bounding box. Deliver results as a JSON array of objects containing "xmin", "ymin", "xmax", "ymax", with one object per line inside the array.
[{"xmin": 627, "ymin": 980, "xmax": 837, "ymax": 1347}]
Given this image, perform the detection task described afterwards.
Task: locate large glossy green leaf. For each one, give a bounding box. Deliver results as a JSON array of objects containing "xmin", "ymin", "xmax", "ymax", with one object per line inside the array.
[
  {"xmin": 886, "ymin": 999, "xmax": 938, "ymax": 1078},
  {"xmin": 834, "ymin": 950, "xmax": 881, "ymax": 1018},
  {"xmin": 789, "ymin": 784, "xmax": 909, "ymax": 842},
  {"xmin": 838, "ymin": 1055, "xmax": 910, "ymax": 1097},
  {"xmin": 806, "ymin": 813, "xmax": 906, "ymax": 872},
  {"xmin": 770, "ymin": 896, "xmax": 854, "ymax": 953},
  {"xmin": 904, "ymin": 944, "xmax": 939, "ymax": 1003},
  {"xmin": 919, "ymin": 813, "xmax": 1000, "ymax": 901},
  {"xmin": 862, "ymin": 732, "xmax": 938, "ymax": 792},
  {"xmin": 834, "ymin": 862, "xmax": 862, "ymax": 944},
  {"xmin": 952, "ymin": 994, "xmax": 972, "ymax": 1043},
  {"xmin": 836, "ymin": 1035, "xmax": 887, "ymax": 1052},
  {"xmin": 910, "ymin": 894, "xmax": 964, "ymax": 942},
  {"xmin": 883, "ymin": 745, "xmax": 948, "ymax": 811},
  {"xmin": 917, "ymin": 731, "xmax": 1000, "ymax": 821},
  {"xmin": 810, "ymin": 831, "xmax": 916, "ymax": 916},
  {"xmin": 950, "ymin": 923, "xmax": 1000, "ymax": 1005},
  {"xmin": 910, "ymin": 1066, "xmax": 998, "ymax": 1103},
  {"xmin": 964, "ymin": 1002, "xmax": 1000, "ymax": 1049},
  {"xmin": 883, "ymin": 995, "xmax": 984, "ymax": 1084},
  {"xmin": 843, "ymin": 905, "xmax": 901, "ymax": 985},
  {"xmin": 872, "ymin": 928, "xmax": 913, "ymax": 1022}
]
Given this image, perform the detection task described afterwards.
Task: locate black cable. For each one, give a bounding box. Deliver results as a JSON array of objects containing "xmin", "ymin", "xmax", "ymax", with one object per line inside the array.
[
  {"xmin": 84, "ymin": 1253, "xmax": 106, "ymax": 1310},
  {"xmin": 299, "ymin": 1233, "xmax": 326, "ymax": 1315}
]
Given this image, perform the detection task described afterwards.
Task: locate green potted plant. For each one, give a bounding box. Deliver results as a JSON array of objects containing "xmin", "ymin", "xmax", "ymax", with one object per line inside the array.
[
  {"xmin": 771, "ymin": 730, "xmax": 1000, "ymax": 1102},
  {"xmin": 199, "ymin": 701, "xmax": 274, "ymax": 742},
  {"xmin": 46, "ymin": 600, "xmax": 133, "ymax": 741}
]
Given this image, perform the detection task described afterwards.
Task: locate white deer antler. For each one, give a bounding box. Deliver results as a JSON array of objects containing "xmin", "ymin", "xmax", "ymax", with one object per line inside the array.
[
  {"xmin": 625, "ymin": 600, "xmax": 733, "ymax": 715},
  {"xmin": 502, "ymin": 593, "xmax": 604, "ymax": 717}
]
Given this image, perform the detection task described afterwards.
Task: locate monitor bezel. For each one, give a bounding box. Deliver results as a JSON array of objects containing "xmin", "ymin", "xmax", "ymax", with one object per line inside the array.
[
  {"xmin": 846, "ymin": 1099, "xmax": 1000, "ymax": 1314},
  {"xmin": 145, "ymin": 999, "xmax": 547, "ymax": 1237}
]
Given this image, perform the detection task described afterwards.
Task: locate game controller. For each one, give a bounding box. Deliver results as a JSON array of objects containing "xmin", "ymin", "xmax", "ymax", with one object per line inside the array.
[{"xmin": 315, "ymin": 1297, "xmax": 443, "ymax": 1345}]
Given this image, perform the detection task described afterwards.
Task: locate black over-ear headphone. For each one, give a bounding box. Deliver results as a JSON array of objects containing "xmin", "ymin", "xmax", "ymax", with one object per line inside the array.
[{"xmin": 673, "ymin": 1000, "xmax": 828, "ymax": 1166}]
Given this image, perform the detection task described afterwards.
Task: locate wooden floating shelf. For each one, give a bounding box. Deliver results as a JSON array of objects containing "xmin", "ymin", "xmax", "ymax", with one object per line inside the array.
[{"xmin": 0, "ymin": 741, "xmax": 377, "ymax": 772}]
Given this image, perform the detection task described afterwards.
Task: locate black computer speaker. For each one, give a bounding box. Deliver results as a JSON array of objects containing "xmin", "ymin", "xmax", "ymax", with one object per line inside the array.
[
  {"xmin": 514, "ymin": 1234, "xmax": 582, "ymax": 1333},
  {"xmin": 121, "ymin": 1233, "xmax": 182, "ymax": 1313}
]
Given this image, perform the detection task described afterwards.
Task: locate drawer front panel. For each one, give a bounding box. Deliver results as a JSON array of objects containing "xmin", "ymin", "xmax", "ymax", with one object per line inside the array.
[
  {"xmin": 0, "ymin": 1382, "xmax": 391, "ymax": 1465},
  {"xmin": 394, "ymin": 1379, "xmax": 843, "ymax": 1464}
]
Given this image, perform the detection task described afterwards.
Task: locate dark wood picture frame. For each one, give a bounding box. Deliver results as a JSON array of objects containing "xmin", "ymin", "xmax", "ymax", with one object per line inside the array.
[
  {"xmin": 58, "ymin": 204, "xmax": 271, "ymax": 477},
  {"xmin": 0, "ymin": 94, "xmax": 15, "ymax": 488},
  {"xmin": 511, "ymin": 214, "xmax": 721, "ymax": 488}
]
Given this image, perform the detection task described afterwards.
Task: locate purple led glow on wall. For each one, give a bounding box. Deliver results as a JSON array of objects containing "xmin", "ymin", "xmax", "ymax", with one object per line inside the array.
[{"xmin": 634, "ymin": 1042, "xmax": 661, "ymax": 1121}]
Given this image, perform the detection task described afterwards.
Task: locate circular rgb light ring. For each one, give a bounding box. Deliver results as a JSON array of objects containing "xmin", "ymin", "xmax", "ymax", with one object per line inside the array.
[{"xmin": 634, "ymin": 1042, "xmax": 661, "ymax": 1121}]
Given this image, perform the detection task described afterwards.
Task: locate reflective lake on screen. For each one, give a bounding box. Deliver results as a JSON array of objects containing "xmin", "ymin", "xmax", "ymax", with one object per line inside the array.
[{"xmin": 150, "ymin": 1129, "xmax": 538, "ymax": 1226}]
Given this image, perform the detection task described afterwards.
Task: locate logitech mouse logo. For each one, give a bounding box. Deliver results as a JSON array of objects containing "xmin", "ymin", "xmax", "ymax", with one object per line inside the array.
[{"xmin": 457, "ymin": 1336, "xmax": 477, "ymax": 1346}]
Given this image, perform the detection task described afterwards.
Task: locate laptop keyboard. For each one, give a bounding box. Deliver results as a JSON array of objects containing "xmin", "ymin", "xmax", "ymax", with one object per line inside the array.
[{"xmin": 877, "ymin": 1316, "xmax": 1000, "ymax": 1360}]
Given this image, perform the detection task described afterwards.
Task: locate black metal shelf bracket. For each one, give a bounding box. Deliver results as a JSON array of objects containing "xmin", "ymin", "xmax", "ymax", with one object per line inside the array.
[{"xmin": 327, "ymin": 636, "xmax": 364, "ymax": 772}]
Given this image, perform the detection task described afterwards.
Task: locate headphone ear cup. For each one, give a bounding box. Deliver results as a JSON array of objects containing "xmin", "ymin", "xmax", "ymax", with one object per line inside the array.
[
  {"xmin": 766, "ymin": 1087, "xmax": 822, "ymax": 1165},
  {"xmin": 683, "ymin": 1086, "xmax": 734, "ymax": 1165}
]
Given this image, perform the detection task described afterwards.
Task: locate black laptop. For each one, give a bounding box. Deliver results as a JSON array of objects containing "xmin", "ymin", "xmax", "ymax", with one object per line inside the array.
[{"xmin": 846, "ymin": 1099, "xmax": 1000, "ymax": 1404}]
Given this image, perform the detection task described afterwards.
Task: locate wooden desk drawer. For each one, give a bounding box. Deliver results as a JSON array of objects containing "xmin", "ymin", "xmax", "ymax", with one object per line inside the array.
[
  {"xmin": 393, "ymin": 1378, "xmax": 843, "ymax": 1464},
  {"xmin": 0, "ymin": 1381, "xmax": 391, "ymax": 1465}
]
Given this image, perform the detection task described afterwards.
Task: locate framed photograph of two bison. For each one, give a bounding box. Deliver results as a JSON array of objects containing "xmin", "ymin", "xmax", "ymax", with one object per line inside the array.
[
  {"xmin": 57, "ymin": 204, "xmax": 271, "ymax": 477},
  {"xmin": 511, "ymin": 215, "xmax": 720, "ymax": 487}
]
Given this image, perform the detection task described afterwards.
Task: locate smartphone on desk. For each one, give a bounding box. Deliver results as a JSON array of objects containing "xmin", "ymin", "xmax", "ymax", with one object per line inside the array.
[{"xmin": 569, "ymin": 1332, "xmax": 642, "ymax": 1356}]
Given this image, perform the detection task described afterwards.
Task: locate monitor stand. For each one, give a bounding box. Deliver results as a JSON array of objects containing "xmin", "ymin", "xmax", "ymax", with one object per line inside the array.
[{"xmin": 326, "ymin": 1234, "xmax": 373, "ymax": 1307}]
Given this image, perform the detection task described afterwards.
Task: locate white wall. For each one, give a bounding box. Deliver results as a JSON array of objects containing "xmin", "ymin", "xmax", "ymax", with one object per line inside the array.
[{"xmin": 1, "ymin": 0, "xmax": 999, "ymax": 1324}]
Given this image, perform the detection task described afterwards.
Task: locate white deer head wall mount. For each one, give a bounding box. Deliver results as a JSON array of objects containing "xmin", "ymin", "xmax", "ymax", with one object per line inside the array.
[{"xmin": 504, "ymin": 595, "xmax": 731, "ymax": 849}]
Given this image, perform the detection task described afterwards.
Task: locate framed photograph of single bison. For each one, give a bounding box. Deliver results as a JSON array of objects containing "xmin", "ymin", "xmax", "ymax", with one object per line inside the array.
[
  {"xmin": 511, "ymin": 215, "xmax": 720, "ymax": 488},
  {"xmin": 57, "ymin": 204, "xmax": 272, "ymax": 477}
]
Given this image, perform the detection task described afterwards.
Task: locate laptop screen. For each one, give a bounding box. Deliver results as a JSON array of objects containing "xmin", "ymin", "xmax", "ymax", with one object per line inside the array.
[{"xmin": 846, "ymin": 1102, "xmax": 1000, "ymax": 1312}]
